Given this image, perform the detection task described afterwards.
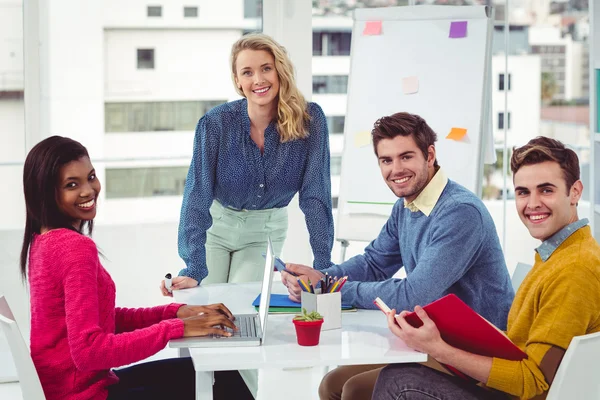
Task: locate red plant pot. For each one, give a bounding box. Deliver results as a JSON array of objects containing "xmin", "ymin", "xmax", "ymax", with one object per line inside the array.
[{"xmin": 293, "ymin": 318, "xmax": 324, "ymax": 346}]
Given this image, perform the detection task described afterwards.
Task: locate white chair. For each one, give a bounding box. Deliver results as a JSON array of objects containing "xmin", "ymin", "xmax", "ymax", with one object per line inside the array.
[
  {"xmin": 0, "ymin": 296, "xmax": 46, "ymax": 400},
  {"xmin": 546, "ymin": 331, "xmax": 600, "ymax": 400},
  {"xmin": 511, "ymin": 262, "xmax": 532, "ymax": 292}
]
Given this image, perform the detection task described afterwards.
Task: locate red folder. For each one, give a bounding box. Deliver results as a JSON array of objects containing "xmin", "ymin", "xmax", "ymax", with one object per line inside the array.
[{"xmin": 404, "ymin": 294, "xmax": 527, "ymax": 381}]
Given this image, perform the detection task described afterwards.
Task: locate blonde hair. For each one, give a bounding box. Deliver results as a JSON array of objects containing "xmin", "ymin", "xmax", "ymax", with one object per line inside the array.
[{"xmin": 231, "ymin": 33, "xmax": 310, "ymax": 142}]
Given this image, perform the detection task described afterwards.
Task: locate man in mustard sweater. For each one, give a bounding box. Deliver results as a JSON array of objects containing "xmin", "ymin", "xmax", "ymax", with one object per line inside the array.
[{"xmin": 372, "ymin": 136, "xmax": 600, "ymax": 400}]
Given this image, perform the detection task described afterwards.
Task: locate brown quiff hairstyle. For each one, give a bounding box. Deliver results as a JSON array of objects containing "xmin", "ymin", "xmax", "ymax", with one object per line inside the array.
[
  {"xmin": 510, "ymin": 136, "xmax": 580, "ymax": 191},
  {"xmin": 230, "ymin": 33, "xmax": 310, "ymax": 142},
  {"xmin": 371, "ymin": 112, "xmax": 439, "ymax": 168}
]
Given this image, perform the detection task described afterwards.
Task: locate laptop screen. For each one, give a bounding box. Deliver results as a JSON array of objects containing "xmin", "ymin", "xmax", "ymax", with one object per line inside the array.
[{"xmin": 258, "ymin": 237, "xmax": 275, "ymax": 342}]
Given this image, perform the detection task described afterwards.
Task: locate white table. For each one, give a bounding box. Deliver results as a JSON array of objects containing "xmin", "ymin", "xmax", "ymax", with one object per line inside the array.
[{"xmin": 172, "ymin": 282, "xmax": 426, "ymax": 400}]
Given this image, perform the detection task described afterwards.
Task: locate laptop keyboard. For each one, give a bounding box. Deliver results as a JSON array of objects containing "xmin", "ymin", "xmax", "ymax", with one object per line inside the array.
[{"xmin": 210, "ymin": 315, "xmax": 257, "ymax": 338}]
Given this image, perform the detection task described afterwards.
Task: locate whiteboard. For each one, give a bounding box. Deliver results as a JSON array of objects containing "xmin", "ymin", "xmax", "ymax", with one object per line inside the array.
[{"xmin": 337, "ymin": 5, "xmax": 494, "ymax": 243}]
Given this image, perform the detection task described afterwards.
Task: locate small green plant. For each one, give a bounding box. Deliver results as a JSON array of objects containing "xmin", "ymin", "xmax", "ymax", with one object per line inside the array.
[{"xmin": 293, "ymin": 308, "xmax": 323, "ymax": 322}]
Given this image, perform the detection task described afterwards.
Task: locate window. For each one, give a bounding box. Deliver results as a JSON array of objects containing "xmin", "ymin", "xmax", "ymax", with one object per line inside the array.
[
  {"xmin": 313, "ymin": 32, "xmax": 351, "ymax": 56},
  {"xmin": 137, "ymin": 49, "xmax": 155, "ymax": 69},
  {"xmin": 106, "ymin": 167, "xmax": 189, "ymax": 199},
  {"xmin": 313, "ymin": 32, "xmax": 323, "ymax": 56},
  {"xmin": 184, "ymin": 6, "xmax": 198, "ymax": 17},
  {"xmin": 331, "ymin": 156, "xmax": 342, "ymax": 176},
  {"xmin": 327, "ymin": 32, "xmax": 351, "ymax": 56},
  {"xmin": 147, "ymin": 6, "xmax": 162, "ymax": 17},
  {"xmin": 498, "ymin": 112, "xmax": 511, "ymax": 130},
  {"xmin": 499, "ymin": 73, "xmax": 511, "ymax": 91},
  {"xmin": 313, "ymin": 75, "xmax": 348, "ymax": 94},
  {"xmin": 105, "ymin": 100, "xmax": 225, "ymax": 132},
  {"xmin": 327, "ymin": 116, "xmax": 345, "ymax": 134},
  {"xmin": 244, "ymin": 0, "xmax": 262, "ymax": 18},
  {"xmin": 313, "ymin": 32, "xmax": 352, "ymax": 56}
]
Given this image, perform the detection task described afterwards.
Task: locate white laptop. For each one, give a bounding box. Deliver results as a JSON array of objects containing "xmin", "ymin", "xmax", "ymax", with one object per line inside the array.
[{"xmin": 169, "ymin": 237, "xmax": 276, "ymax": 348}]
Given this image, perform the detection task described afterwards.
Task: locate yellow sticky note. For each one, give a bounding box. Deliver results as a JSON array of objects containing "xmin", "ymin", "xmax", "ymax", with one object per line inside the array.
[
  {"xmin": 402, "ymin": 76, "xmax": 419, "ymax": 94},
  {"xmin": 363, "ymin": 21, "xmax": 382, "ymax": 36},
  {"xmin": 354, "ymin": 131, "xmax": 371, "ymax": 148},
  {"xmin": 446, "ymin": 127, "xmax": 468, "ymax": 141}
]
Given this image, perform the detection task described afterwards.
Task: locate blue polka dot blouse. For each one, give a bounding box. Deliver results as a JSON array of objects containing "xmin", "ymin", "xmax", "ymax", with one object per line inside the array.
[{"xmin": 177, "ymin": 98, "xmax": 334, "ymax": 283}]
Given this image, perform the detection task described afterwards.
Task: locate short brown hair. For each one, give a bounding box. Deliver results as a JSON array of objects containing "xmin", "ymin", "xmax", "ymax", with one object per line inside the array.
[
  {"xmin": 371, "ymin": 112, "xmax": 438, "ymax": 168},
  {"xmin": 510, "ymin": 136, "xmax": 580, "ymax": 190}
]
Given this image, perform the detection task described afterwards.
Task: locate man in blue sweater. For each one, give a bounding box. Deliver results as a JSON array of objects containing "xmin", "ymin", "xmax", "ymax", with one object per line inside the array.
[{"xmin": 281, "ymin": 112, "xmax": 514, "ymax": 400}]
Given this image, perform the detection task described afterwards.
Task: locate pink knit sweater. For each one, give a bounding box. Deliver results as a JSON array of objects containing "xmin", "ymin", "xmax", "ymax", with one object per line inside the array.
[{"xmin": 28, "ymin": 229, "xmax": 185, "ymax": 400}]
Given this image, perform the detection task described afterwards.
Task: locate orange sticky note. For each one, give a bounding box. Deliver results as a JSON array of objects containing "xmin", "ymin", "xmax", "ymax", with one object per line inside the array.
[
  {"xmin": 446, "ymin": 127, "xmax": 467, "ymax": 141},
  {"xmin": 363, "ymin": 21, "xmax": 382, "ymax": 36},
  {"xmin": 402, "ymin": 76, "xmax": 419, "ymax": 94}
]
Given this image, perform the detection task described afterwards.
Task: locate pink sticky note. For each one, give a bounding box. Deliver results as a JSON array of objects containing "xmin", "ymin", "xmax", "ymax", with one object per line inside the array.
[
  {"xmin": 363, "ymin": 21, "xmax": 382, "ymax": 36},
  {"xmin": 449, "ymin": 21, "xmax": 467, "ymax": 38},
  {"xmin": 402, "ymin": 76, "xmax": 419, "ymax": 94}
]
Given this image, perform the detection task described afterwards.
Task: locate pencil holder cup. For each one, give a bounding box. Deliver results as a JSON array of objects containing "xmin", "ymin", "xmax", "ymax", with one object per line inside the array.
[
  {"xmin": 301, "ymin": 291, "xmax": 342, "ymax": 331},
  {"xmin": 293, "ymin": 319, "xmax": 324, "ymax": 346}
]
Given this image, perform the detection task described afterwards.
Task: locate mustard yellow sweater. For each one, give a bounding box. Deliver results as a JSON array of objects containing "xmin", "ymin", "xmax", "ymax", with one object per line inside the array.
[{"xmin": 486, "ymin": 226, "xmax": 600, "ymax": 399}]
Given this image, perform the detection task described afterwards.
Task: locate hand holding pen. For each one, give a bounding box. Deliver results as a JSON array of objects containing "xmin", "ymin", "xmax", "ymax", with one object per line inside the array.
[
  {"xmin": 160, "ymin": 274, "xmax": 198, "ymax": 297},
  {"xmin": 281, "ymin": 263, "xmax": 325, "ymax": 303}
]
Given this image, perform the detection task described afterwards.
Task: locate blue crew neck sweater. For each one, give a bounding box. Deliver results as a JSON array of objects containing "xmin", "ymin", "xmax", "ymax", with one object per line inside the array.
[{"xmin": 326, "ymin": 179, "xmax": 514, "ymax": 329}]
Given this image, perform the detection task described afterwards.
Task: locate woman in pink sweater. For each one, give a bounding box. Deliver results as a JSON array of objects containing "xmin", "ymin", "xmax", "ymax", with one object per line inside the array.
[{"xmin": 20, "ymin": 136, "xmax": 240, "ymax": 400}]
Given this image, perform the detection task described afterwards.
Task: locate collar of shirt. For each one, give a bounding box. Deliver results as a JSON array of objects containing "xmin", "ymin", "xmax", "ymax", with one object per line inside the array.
[
  {"xmin": 403, "ymin": 168, "xmax": 448, "ymax": 216},
  {"xmin": 536, "ymin": 218, "xmax": 589, "ymax": 261}
]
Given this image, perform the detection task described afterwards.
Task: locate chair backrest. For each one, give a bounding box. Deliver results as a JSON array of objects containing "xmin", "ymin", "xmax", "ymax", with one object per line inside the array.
[
  {"xmin": 546, "ymin": 331, "xmax": 600, "ymax": 400},
  {"xmin": 0, "ymin": 296, "xmax": 46, "ymax": 400},
  {"xmin": 511, "ymin": 262, "xmax": 532, "ymax": 292}
]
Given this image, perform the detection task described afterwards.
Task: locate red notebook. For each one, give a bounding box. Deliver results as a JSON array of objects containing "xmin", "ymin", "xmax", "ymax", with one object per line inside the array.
[{"xmin": 403, "ymin": 294, "xmax": 527, "ymax": 381}]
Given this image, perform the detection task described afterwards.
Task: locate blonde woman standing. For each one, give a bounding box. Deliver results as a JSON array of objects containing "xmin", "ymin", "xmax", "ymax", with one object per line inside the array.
[{"xmin": 161, "ymin": 33, "xmax": 334, "ymax": 293}]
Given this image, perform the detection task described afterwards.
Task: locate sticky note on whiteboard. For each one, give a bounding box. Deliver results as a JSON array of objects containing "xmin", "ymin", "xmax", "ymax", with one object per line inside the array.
[
  {"xmin": 449, "ymin": 21, "xmax": 467, "ymax": 38},
  {"xmin": 363, "ymin": 21, "xmax": 382, "ymax": 36},
  {"xmin": 446, "ymin": 127, "xmax": 468, "ymax": 141},
  {"xmin": 402, "ymin": 76, "xmax": 419, "ymax": 94},
  {"xmin": 354, "ymin": 131, "xmax": 372, "ymax": 148}
]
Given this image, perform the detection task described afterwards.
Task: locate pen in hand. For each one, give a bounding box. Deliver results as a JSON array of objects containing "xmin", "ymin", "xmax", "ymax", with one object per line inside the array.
[{"xmin": 165, "ymin": 273, "xmax": 172, "ymax": 293}]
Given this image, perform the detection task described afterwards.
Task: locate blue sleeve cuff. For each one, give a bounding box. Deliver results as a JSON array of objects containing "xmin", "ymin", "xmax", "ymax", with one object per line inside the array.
[{"xmin": 178, "ymin": 267, "xmax": 205, "ymax": 285}]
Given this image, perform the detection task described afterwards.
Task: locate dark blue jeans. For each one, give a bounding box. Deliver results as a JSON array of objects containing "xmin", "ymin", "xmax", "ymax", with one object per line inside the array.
[
  {"xmin": 373, "ymin": 363, "xmax": 509, "ymax": 400},
  {"xmin": 107, "ymin": 357, "xmax": 253, "ymax": 400}
]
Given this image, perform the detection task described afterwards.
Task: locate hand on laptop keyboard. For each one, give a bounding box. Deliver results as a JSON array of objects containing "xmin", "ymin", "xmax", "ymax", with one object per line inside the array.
[
  {"xmin": 210, "ymin": 315, "xmax": 258, "ymax": 339},
  {"xmin": 182, "ymin": 313, "xmax": 237, "ymax": 337}
]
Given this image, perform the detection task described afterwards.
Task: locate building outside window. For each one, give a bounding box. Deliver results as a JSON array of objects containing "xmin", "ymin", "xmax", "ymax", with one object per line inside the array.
[
  {"xmin": 331, "ymin": 156, "xmax": 342, "ymax": 176},
  {"xmin": 244, "ymin": 0, "xmax": 262, "ymax": 18},
  {"xmin": 313, "ymin": 32, "xmax": 323, "ymax": 56},
  {"xmin": 147, "ymin": 6, "xmax": 162, "ymax": 17},
  {"xmin": 499, "ymin": 73, "xmax": 511, "ymax": 91},
  {"xmin": 327, "ymin": 32, "xmax": 351, "ymax": 55},
  {"xmin": 137, "ymin": 49, "xmax": 155, "ymax": 69},
  {"xmin": 184, "ymin": 7, "xmax": 198, "ymax": 17},
  {"xmin": 498, "ymin": 111, "xmax": 511, "ymax": 130},
  {"xmin": 106, "ymin": 167, "xmax": 189, "ymax": 199},
  {"xmin": 327, "ymin": 116, "xmax": 345, "ymax": 134},
  {"xmin": 312, "ymin": 31, "xmax": 351, "ymax": 56},
  {"xmin": 313, "ymin": 75, "xmax": 348, "ymax": 94},
  {"xmin": 105, "ymin": 100, "xmax": 225, "ymax": 132}
]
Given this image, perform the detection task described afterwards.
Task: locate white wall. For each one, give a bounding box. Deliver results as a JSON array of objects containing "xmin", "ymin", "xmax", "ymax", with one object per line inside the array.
[
  {"xmin": 529, "ymin": 26, "xmax": 576, "ymax": 101},
  {"xmin": 491, "ymin": 54, "xmax": 541, "ymax": 147},
  {"xmin": 104, "ymin": 30, "xmax": 241, "ymax": 102},
  {"xmin": 540, "ymin": 120, "xmax": 590, "ymax": 156},
  {"xmin": 571, "ymin": 41, "xmax": 584, "ymax": 99},
  {"xmin": 0, "ymin": 99, "xmax": 25, "ymax": 162},
  {"xmin": 103, "ymin": 0, "xmax": 248, "ymax": 29},
  {"xmin": 0, "ymin": 0, "xmax": 23, "ymax": 91}
]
